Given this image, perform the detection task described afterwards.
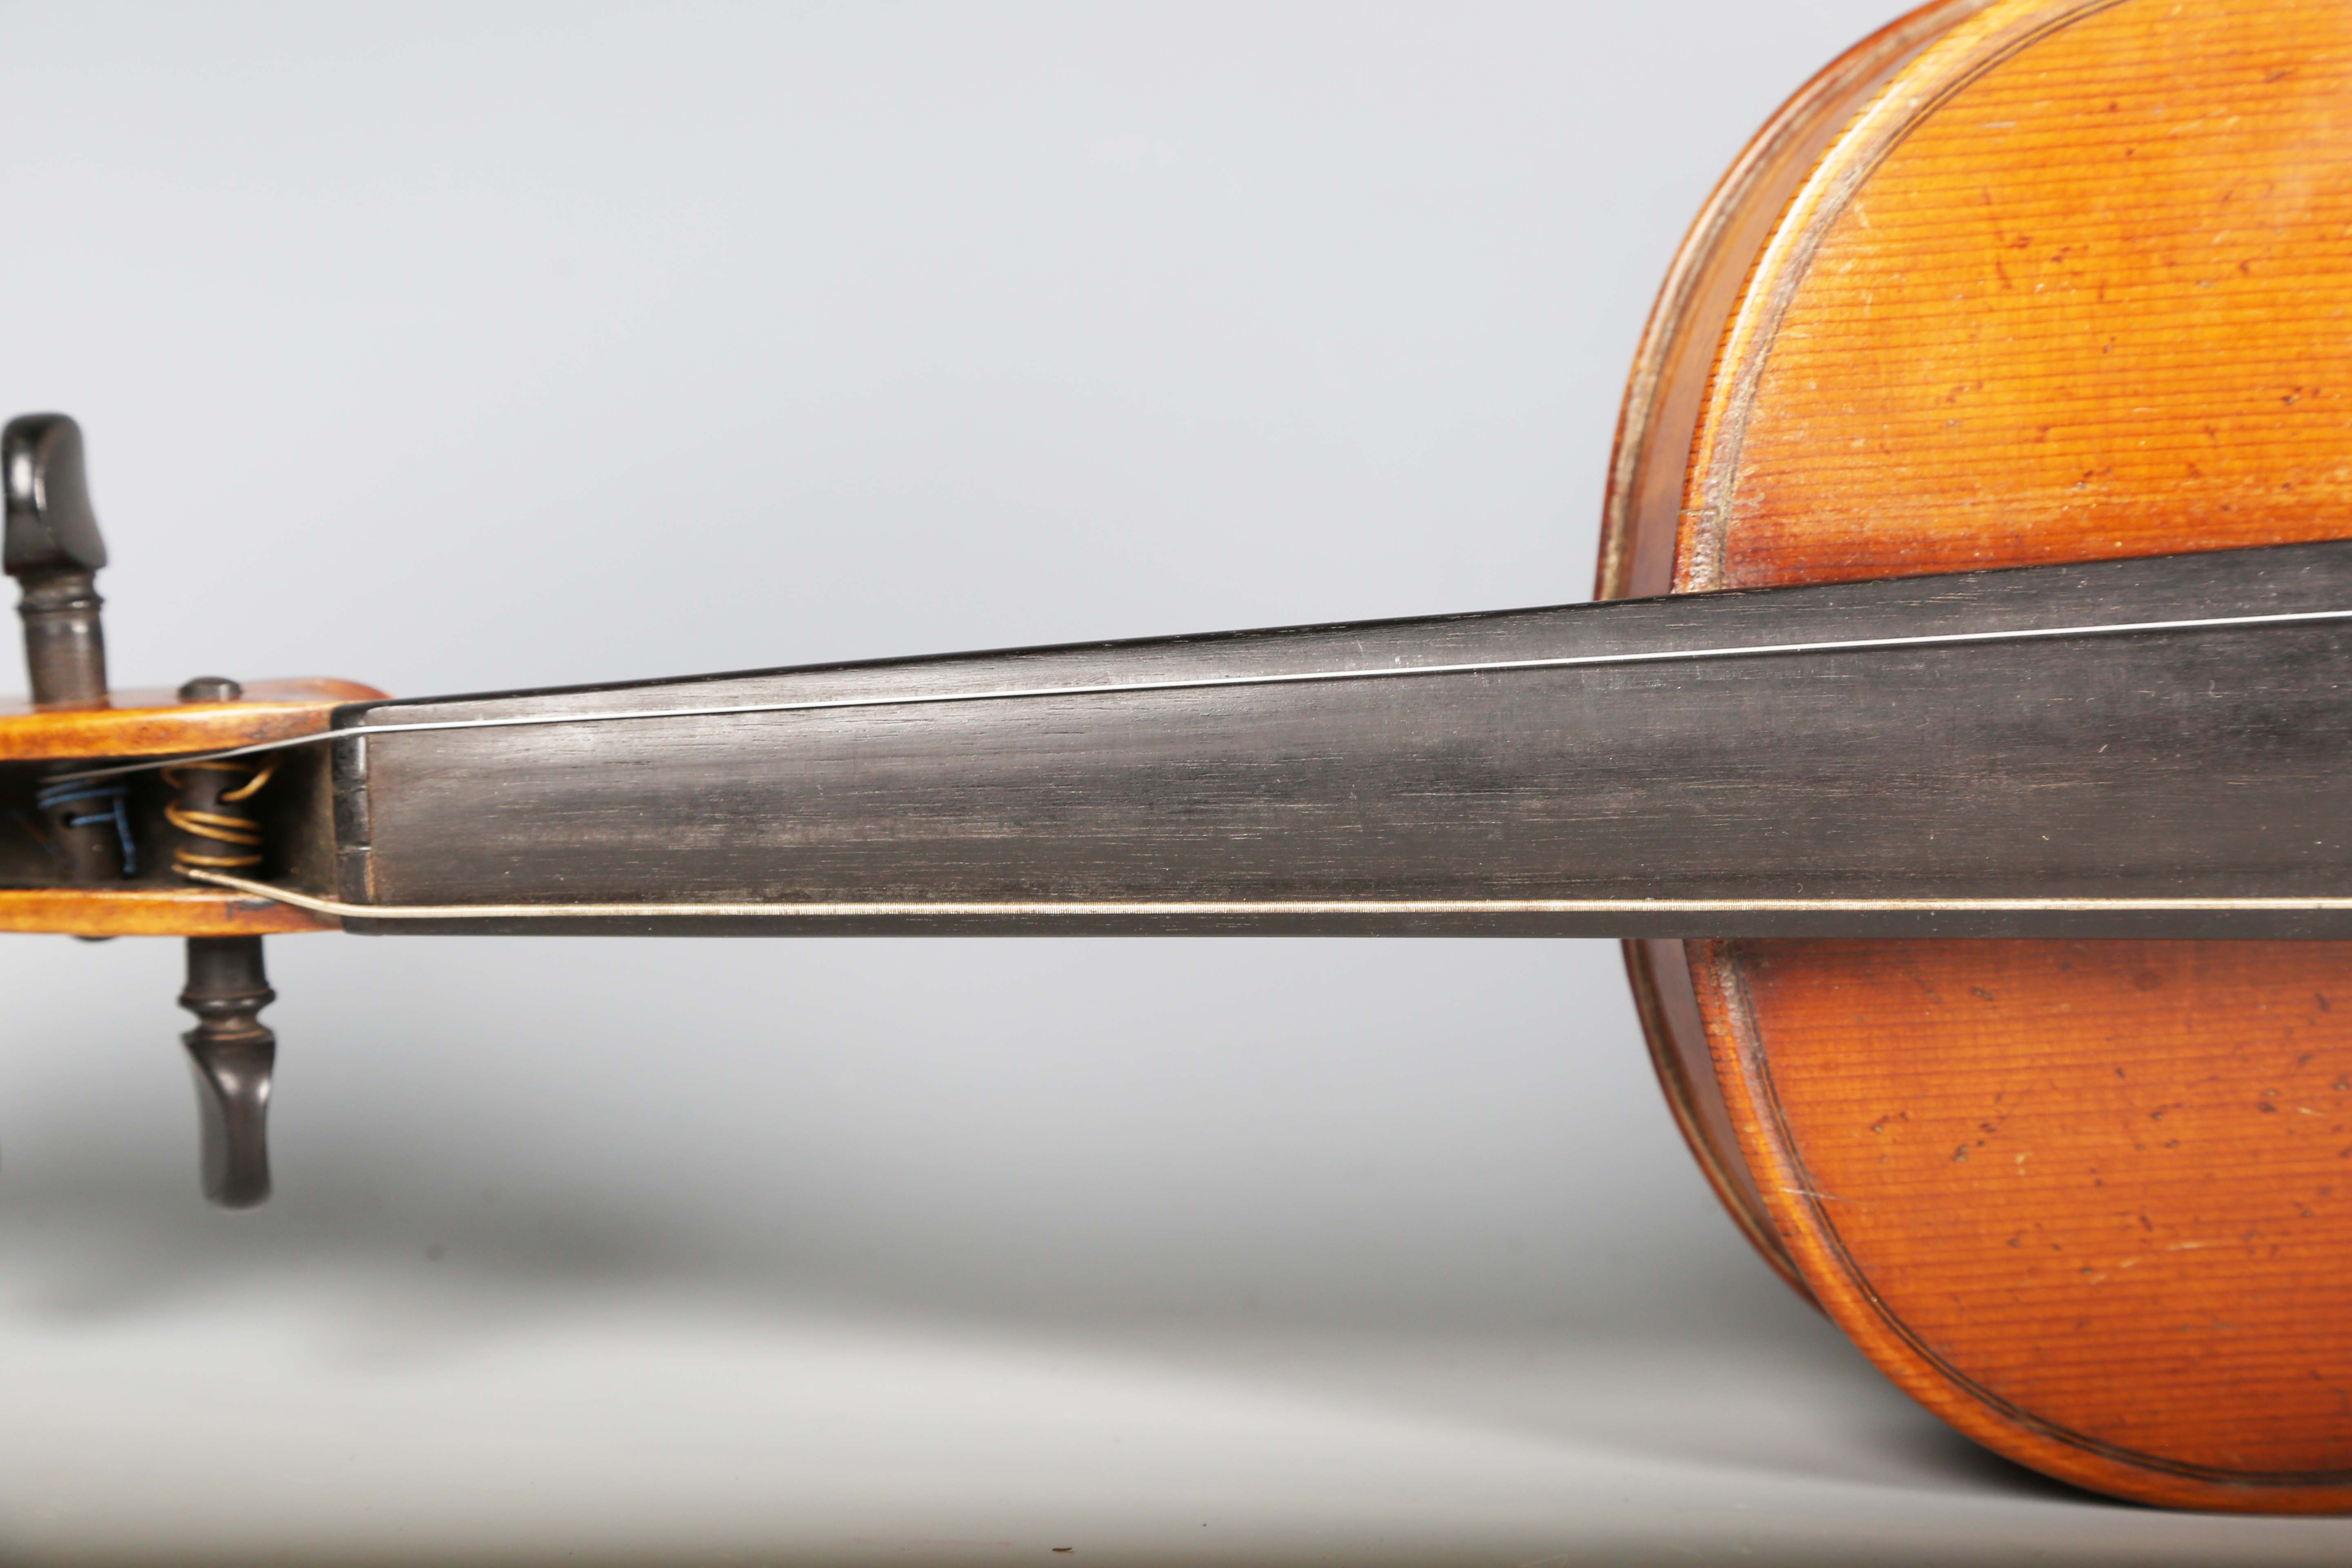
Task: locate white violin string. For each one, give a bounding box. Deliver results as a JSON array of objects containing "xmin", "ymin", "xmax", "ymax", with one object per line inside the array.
[
  {"xmin": 54, "ymin": 601, "xmax": 2352, "ymax": 785},
  {"xmin": 179, "ymin": 867, "xmax": 2352, "ymax": 920}
]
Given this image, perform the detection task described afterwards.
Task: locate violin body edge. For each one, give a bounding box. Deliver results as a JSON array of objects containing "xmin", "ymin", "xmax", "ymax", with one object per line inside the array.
[{"xmin": 1607, "ymin": 0, "xmax": 2352, "ymax": 1512}]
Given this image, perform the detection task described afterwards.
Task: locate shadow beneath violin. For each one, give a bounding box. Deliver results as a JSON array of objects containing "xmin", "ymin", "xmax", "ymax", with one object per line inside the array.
[
  {"xmin": 0, "ymin": 934, "xmax": 1787, "ymax": 1340},
  {"xmin": 0, "ymin": 934, "xmax": 2261, "ymax": 1560},
  {"xmin": 1886, "ymin": 1421, "xmax": 2132, "ymax": 1508}
]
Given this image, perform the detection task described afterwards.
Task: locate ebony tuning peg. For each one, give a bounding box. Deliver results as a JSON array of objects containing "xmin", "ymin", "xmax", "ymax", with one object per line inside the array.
[
  {"xmin": 2, "ymin": 413, "xmax": 109, "ymax": 709},
  {"xmin": 7, "ymin": 416, "xmax": 127, "ymax": 886},
  {"xmin": 170, "ymin": 674, "xmax": 280, "ymax": 1209},
  {"xmin": 3, "ymin": 414, "xmax": 282, "ymax": 1209},
  {"xmin": 7, "ymin": 421, "xmax": 139, "ymax": 922},
  {"xmin": 178, "ymin": 934, "xmax": 276, "ymax": 1209}
]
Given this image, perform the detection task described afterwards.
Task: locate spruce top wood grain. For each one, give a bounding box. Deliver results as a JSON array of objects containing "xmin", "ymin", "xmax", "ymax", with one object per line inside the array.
[{"xmin": 1607, "ymin": 0, "xmax": 2352, "ymax": 1512}]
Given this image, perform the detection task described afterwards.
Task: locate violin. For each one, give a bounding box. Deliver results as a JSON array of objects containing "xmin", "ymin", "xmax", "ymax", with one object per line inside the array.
[{"xmin": 3, "ymin": 0, "xmax": 2348, "ymax": 1515}]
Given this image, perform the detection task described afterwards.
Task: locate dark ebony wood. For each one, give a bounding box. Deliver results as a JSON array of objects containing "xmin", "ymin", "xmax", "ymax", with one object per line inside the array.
[
  {"xmin": 331, "ymin": 539, "xmax": 2352, "ymax": 938},
  {"xmin": 169, "ymin": 684, "xmax": 283, "ymax": 1207},
  {"xmin": 5, "ymin": 414, "xmax": 123, "ymax": 883},
  {"xmin": 178, "ymin": 935, "xmax": 274, "ymax": 1209},
  {"xmin": 2, "ymin": 414, "xmax": 108, "ymax": 710}
]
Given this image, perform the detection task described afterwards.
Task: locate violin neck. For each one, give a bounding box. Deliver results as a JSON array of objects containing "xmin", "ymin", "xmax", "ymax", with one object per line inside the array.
[{"xmin": 320, "ymin": 540, "xmax": 2352, "ymax": 938}]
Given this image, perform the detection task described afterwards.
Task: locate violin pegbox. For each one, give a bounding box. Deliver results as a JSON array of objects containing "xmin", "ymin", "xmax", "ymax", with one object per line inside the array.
[{"xmin": 0, "ymin": 413, "xmax": 382, "ymax": 1208}]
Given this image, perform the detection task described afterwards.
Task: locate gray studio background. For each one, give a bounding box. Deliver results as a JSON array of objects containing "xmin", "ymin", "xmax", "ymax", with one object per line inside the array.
[{"xmin": 0, "ymin": 4, "xmax": 2347, "ymax": 1564}]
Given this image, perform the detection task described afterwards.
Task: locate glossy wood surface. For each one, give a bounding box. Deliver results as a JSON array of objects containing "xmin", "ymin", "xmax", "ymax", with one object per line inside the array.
[
  {"xmin": 1695, "ymin": 0, "xmax": 2352, "ymax": 589},
  {"xmin": 0, "ymin": 887, "xmax": 330, "ymax": 937},
  {"xmin": 0, "ymin": 677, "xmax": 383, "ymax": 761},
  {"xmin": 1597, "ymin": 0, "xmax": 1988, "ymax": 601},
  {"xmin": 1726, "ymin": 941, "xmax": 2352, "ymax": 1477},
  {"xmin": 1604, "ymin": 0, "xmax": 2352, "ymax": 1512}
]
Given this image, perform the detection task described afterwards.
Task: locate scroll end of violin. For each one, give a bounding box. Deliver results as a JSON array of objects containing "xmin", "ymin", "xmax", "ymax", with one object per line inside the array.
[{"xmin": 178, "ymin": 935, "xmax": 275, "ymax": 1209}]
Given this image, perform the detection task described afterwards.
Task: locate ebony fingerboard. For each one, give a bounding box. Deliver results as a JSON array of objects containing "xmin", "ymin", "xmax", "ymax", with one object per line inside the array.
[{"xmin": 328, "ymin": 539, "xmax": 2352, "ymax": 938}]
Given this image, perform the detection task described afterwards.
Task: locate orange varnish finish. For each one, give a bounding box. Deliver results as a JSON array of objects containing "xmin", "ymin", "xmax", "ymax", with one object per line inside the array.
[
  {"xmin": 0, "ymin": 677, "xmax": 384, "ymax": 761},
  {"xmin": 1731, "ymin": 942, "xmax": 2352, "ymax": 1478},
  {"xmin": 1703, "ymin": 0, "xmax": 2352, "ymax": 587},
  {"xmin": 1604, "ymin": 0, "xmax": 2352, "ymax": 1512},
  {"xmin": 0, "ymin": 675, "xmax": 384, "ymax": 936},
  {"xmin": 0, "ymin": 887, "xmax": 332, "ymax": 938}
]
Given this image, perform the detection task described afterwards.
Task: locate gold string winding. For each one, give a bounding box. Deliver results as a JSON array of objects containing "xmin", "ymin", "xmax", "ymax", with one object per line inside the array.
[{"xmin": 162, "ymin": 758, "xmax": 279, "ymax": 871}]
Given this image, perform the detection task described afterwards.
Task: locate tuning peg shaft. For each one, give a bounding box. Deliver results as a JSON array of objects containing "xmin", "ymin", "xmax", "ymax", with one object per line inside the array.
[
  {"xmin": 178, "ymin": 936, "xmax": 276, "ymax": 1209},
  {"xmin": 6, "ymin": 415, "xmax": 125, "ymax": 890},
  {"xmin": 168, "ymin": 678, "xmax": 283, "ymax": 1208}
]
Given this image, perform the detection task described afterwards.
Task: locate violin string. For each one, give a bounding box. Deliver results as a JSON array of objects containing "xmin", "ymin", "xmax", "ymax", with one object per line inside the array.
[
  {"xmin": 179, "ymin": 866, "xmax": 2352, "ymax": 920},
  {"xmin": 160, "ymin": 757, "xmax": 279, "ymax": 872},
  {"xmin": 52, "ymin": 601, "xmax": 2352, "ymax": 786}
]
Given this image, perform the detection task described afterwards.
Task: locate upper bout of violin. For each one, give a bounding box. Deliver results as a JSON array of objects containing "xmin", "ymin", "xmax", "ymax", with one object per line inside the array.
[{"xmin": 1606, "ymin": 0, "xmax": 2352, "ymax": 1514}]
